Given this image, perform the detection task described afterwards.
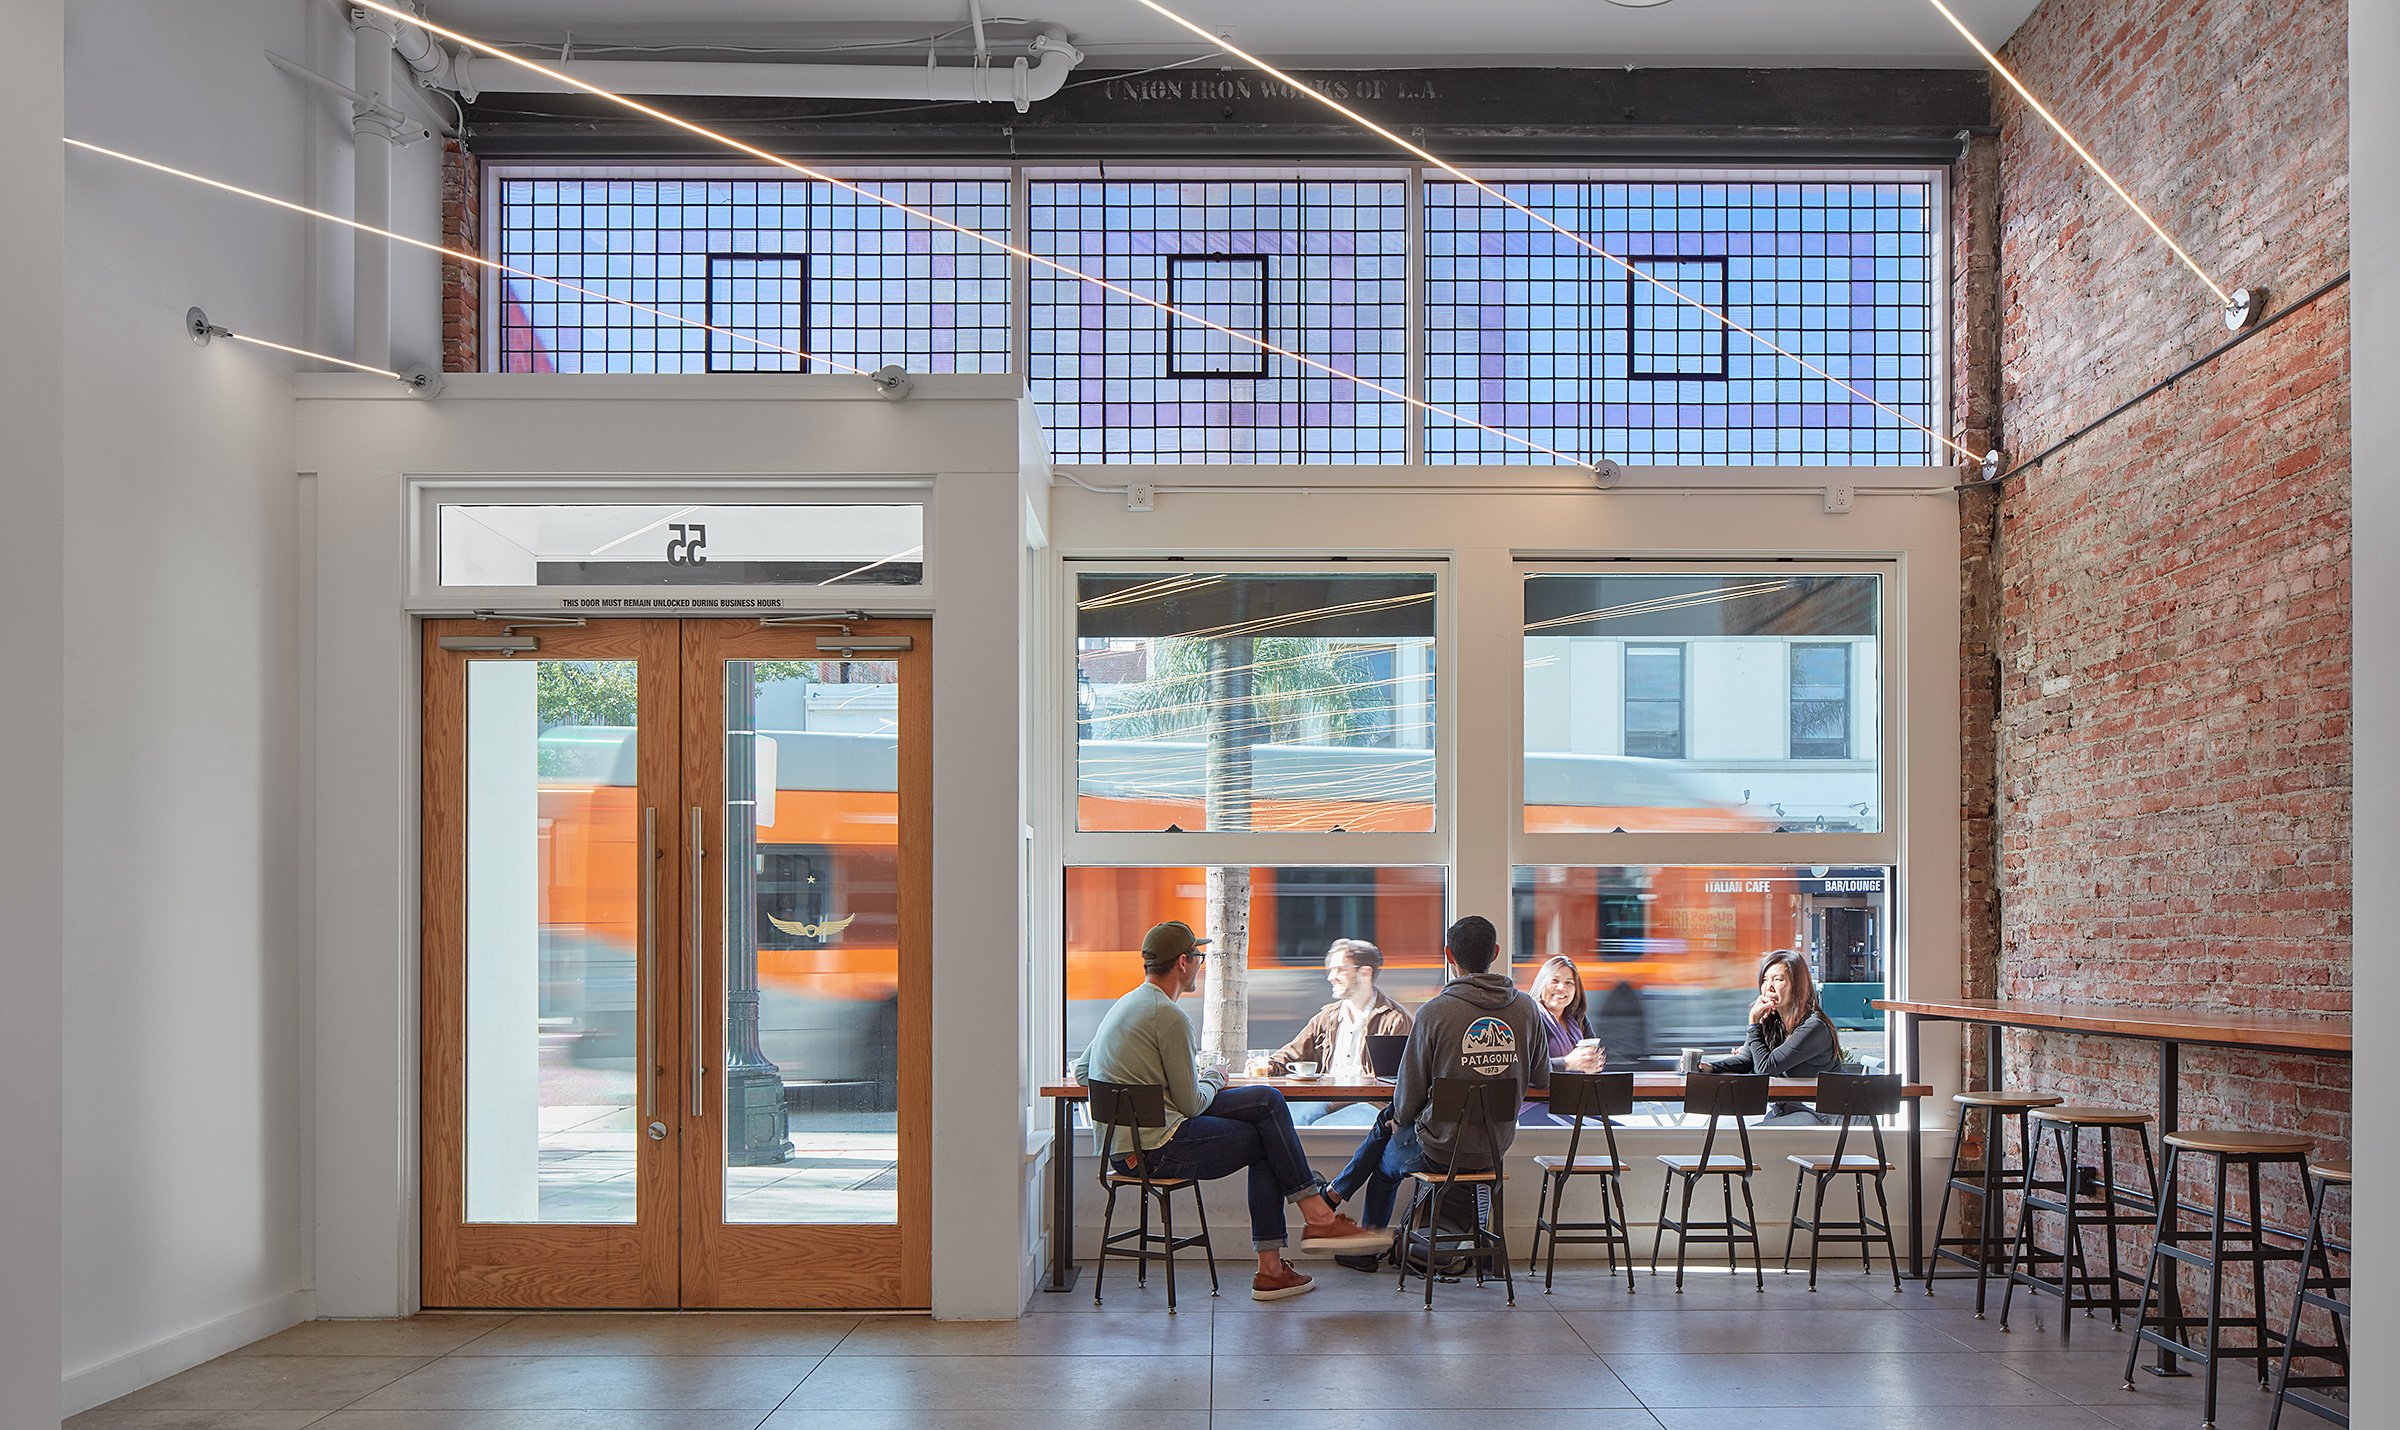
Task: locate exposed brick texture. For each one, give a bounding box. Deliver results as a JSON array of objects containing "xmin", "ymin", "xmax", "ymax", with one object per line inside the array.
[
  {"xmin": 441, "ymin": 139, "xmax": 481, "ymax": 373},
  {"xmin": 1953, "ymin": 134, "xmax": 2004, "ymax": 1112},
  {"xmin": 1980, "ymin": 0, "xmax": 2350, "ymax": 1313}
]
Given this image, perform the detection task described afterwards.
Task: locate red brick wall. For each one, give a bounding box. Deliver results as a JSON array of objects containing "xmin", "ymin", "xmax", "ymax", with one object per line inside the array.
[
  {"xmin": 1981, "ymin": 0, "xmax": 2351, "ymax": 1273},
  {"xmin": 440, "ymin": 139, "xmax": 481, "ymax": 372}
]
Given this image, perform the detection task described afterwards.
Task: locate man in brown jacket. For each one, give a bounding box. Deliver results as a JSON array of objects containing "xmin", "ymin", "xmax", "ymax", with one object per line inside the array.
[{"xmin": 1269, "ymin": 939, "xmax": 1414, "ymax": 1127}]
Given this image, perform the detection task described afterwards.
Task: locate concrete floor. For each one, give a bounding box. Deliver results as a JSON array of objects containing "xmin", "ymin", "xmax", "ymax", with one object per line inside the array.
[{"xmin": 68, "ymin": 1261, "xmax": 2321, "ymax": 1429}]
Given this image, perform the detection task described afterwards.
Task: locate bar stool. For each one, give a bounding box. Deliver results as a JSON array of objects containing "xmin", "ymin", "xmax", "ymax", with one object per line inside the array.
[
  {"xmin": 1086, "ymin": 1080, "xmax": 1218, "ymax": 1313},
  {"xmin": 2121, "ymin": 1129, "xmax": 2313, "ymax": 1429},
  {"xmin": 1395, "ymin": 1077, "xmax": 1518, "ymax": 1308},
  {"xmin": 2000, "ymin": 1105, "xmax": 2160, "ymax": 1344},
  {"xmin": 1650, "ymin": 1071, "xmax": 1769, "ymax": 1293},
  {"xmin": 1528, "ymin": 1070, "xmax": 1637, "ymax": 1295},
  {"xmin": 1783, "ymin": 1072, "xmax": 1905, "ymax": 1292},
  {"xmin": 2269, "ymin": 1159, "xmax": 2350, "ymax": 1429},
  {"xmin": 1929, "ymin": 1089, "xmax": 2063, "ymax": 1314}
]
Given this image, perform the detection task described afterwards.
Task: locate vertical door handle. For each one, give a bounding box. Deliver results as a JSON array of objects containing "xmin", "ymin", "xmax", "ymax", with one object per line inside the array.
[
  {"xmin": 690, "ymin": 805, "xmax": 706, "ymax": 1119},
  {"xmin": 641, "ymin": 805, "xmax": 658, "ymax": 1119}
]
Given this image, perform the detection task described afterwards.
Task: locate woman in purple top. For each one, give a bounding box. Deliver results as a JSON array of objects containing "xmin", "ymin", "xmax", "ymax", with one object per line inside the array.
[{"xmin": 1529, "ymin": 955, "xmax": 1590, "ymax": 1060}]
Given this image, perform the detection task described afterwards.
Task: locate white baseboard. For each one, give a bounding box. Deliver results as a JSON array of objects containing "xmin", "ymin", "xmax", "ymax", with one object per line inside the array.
[{"xmin": 62, "ymin": 1289, "xmax": 314, "ymax": 1417}]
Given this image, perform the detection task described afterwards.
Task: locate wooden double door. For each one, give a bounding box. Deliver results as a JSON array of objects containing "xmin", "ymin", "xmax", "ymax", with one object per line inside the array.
[{"xmin": 421, "ymin": 618, "xmax": 929, "ymax": 1308}]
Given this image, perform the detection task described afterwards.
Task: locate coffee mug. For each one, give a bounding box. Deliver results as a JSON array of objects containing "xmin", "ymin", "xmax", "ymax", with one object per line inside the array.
[
  {"xmin": 1678, "ymin": 1047, "xmax": 1704, "ymax": 1074},
  {"xmin": 1289, "ymin": 1060, "xmax": 1319, "ymax": 1077}
]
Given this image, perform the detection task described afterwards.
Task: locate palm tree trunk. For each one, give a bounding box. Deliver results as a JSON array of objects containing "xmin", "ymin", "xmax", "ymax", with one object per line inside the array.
[{"xmin": 1200, "ymin": 636, "xmax": 1255, "ymax": 1062}]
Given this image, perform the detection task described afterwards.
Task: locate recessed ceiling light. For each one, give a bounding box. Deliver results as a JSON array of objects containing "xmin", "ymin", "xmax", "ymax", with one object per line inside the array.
[{"xmin": 1604, "ymin": 0, "xmax": 1677, "ymax": 7}]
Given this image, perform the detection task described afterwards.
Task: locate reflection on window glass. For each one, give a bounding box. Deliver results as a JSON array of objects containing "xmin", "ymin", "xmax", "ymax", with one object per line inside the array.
[
  {"xmin": 1510, "ymin": 865, "xmax": 1892, "ymax": 1079},
  {"xmin": 1064, "ymin": 866, "xmax": 1449, "ymax": 1070},
  {"xmin": 1076, "ymin": 572, "xmax": 1438, "ymax": 833},
  {"xmin": 1524, "ymin": 572, "xmax": 1881, "ymax": 833}
]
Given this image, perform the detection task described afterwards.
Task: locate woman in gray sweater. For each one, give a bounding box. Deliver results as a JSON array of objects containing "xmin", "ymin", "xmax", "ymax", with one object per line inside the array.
[{"xmin": 1708, "ymin": 949, "xmax": 1844, "ymax": 1078}]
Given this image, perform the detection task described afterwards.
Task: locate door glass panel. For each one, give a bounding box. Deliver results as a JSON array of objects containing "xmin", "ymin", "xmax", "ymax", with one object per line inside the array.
[
  {"xmin": 465, "ymin": 659, "xmax": 640, "ymax": 1223},
  {"xmin": 724, "ymin": 656, "xmax": 901, "ymax": 1225}
]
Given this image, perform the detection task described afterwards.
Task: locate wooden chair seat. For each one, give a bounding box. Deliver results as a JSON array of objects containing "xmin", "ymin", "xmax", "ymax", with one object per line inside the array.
[
  {"xmin": 2162, "ymin": 1129, "xmax": 2312, "ymax": 1157},
  {"xmin": 1533, "ymin": 1154, "xmax": 1623, "ymax": 1174},
  {"xmin": 2031, "ymin": 1105, "xmax": 2152, "ymax": 1127},
  {"xmin": 1657, "ymin": 1153, "xmax": 1759, "ymax": 1173},
  {"xmin": 1787, "ymin": 1152, "xmax": 1891, "ymax": 1172},
  {"xmin": 1405, "ymin": 1167, "xmax": 1501, "ymax": 1182},
  {"xmin": 1104, "ymin": 1172, "xmax": 1197, "ymax": 1188},
  {"xmin": 2309, "ymin": 1159, "xmax": 2351, "ymax": 1183},
  {"xmin": 1954, "ymin": 1089, "xmax": 2065, "ymax": 1109}
]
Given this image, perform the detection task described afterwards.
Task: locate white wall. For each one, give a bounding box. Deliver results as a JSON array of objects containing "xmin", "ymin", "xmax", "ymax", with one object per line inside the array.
[
  {"xmin": 2348, "ymin": 0, "xmax": 2394, "ymax": 1406},
  {"xmin": 0, "ymin": 3, "xmax": 69, "ymax": 1425},
  {"xmin": 56, "ymin": 0, "xmax": 443, "ymax": 1409}
]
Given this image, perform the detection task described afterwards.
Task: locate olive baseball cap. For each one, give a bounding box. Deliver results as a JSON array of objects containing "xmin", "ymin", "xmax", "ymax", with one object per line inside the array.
[{"xmin": 1140, "ymin": 920, "xmax": 1211, "ymax": 970}]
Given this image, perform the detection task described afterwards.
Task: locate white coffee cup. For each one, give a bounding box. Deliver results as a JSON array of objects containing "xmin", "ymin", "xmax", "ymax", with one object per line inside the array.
[
  {"xmin": 1678, "ymin": 1047, "xmax": 1704, "ymax": 1074},
  {"xmin": 1289, "ymin": 1060, "xmax": 1319, "ymax": 1077},
  {"xmin": 1575, "ymin": 1037, "xmax": 1602, "ymax": 1051}
]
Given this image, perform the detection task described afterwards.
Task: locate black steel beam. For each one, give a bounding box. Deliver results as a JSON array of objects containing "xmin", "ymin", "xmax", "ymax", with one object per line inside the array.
[{"xmin": 462, "ymin": 65, "xmax": 1988, "ymax": 163}]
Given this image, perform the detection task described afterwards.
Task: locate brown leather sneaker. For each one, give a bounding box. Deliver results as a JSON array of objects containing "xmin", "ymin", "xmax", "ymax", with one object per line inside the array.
[
  {"xmin": 1251, "ymin": 1259, "xmax": 1316, "ymax": 1301},
  {"xmin": 1297, "ymin": 1212, "xmax": 1389, "ymax": 1254}
]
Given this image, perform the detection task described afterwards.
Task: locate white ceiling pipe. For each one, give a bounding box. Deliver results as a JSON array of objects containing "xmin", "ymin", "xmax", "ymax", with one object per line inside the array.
[{"xmin": 457, "ymin": 32, "xmax": 1084, "ymax": 112}]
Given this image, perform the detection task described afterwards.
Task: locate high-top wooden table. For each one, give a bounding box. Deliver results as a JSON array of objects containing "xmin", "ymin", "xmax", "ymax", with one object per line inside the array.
[
  {"xmin": 1040, "ymin": 1073, "xmax": 1931, "ymax": 1293},
  {"xmin": 1873, "ymin": 997, "xmax": 2352, "ymax": 1281}
]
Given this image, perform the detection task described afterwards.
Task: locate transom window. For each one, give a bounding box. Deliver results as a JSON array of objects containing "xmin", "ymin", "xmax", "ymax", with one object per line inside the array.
[{"xmin": 488, "ymin": 165, "xmax": 1943, "ymax": 466}]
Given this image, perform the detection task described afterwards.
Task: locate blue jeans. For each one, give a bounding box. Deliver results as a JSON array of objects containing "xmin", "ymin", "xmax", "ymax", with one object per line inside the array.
[
  {"xmin": 1115, "ymin": 1084, "xmax": 1328, "ymax": 1250},
  {"xmin": 1329, "ymin": 1106, "xmax": 1430, "ymax": 1230}
]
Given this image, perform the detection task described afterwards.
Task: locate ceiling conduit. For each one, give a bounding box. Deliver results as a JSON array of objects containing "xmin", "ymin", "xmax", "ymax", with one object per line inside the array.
[{"xmin": 452, "ymin": 31, "xmax": 1085, "ymax": 112}]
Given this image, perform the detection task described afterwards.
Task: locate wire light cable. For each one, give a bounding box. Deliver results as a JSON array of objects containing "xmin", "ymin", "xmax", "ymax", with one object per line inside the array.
[
  {"xmin": 341, "ymin": 0, "xmax": 1596, "ymax": 470},
  {"xmin": 1923, "ymin": 0, "xmax": 2246, "ymax": 320},
  {"xmin": 185, "ymin": 305, "xmax": 438, "ymax": 392},
  {"xmin": 1129, "ymin": 0, "xmax": 1988, "ymax": 468},
  {"xmin": 67, "ymin": 138, "xmax": 872, "ymax": 380}
]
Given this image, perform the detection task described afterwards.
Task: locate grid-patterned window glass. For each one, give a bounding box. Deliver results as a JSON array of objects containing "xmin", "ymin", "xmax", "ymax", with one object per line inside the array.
[
  {"xmin": 1028, "ymin": 176, "xmax": 1409, "ymax": 463},
  {"xmin": 1165, "ymin": 255, "xmax": 1270, "ymax": 377},
  {"xmin": 491, "ymin": 173, "xmax": 1012, "ymax": 375},
  {"xmin": 1424, "ymin": 179, "xmax": 1939, "ymax": 465},
  {"xmin": 705, "ymin": 254, "xmax": 807, "ymax": 373}
]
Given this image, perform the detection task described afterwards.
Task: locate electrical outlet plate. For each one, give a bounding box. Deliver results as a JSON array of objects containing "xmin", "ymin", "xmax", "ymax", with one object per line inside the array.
[
  {"xmin": 1125, "ymin": 483, "xmax": 1156, "ymax": 512},
  {"xmin": 1823, "ymin": 485, "xmax": 1855, "ymax": 514}
]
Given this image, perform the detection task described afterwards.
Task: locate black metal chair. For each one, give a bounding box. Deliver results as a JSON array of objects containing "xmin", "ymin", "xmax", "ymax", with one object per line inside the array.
[
  {"xmin": 1086, "ymin": 1080, "xmax": 1217, "ymax": 1313},
  {"xmin": 1928, "ymin": 1089, "xmax": 2065, "ymax": 1315},
  {"xmin": 1651, "ymin": 1070, "xmax": 1769, "ymax": 1292},
  {"xmin": 1394, "ymin": 1076, "xmax": 1518, "ymax": 1308},
  {"xmin": 1783, "ymin": 1072, "xmax": 1904, "ymax": 1292},
  {"xmin": 1528, "ymin": 1071, "xmax": 1637, "ymax": 1295},
  {"xmin": 1998, "ymin": 1105, "xmax": 2161, "ymax": 1343},
  {"xmin": 2269, "ymin": 1159, "xmax": 2350, "ymax": 1429}
]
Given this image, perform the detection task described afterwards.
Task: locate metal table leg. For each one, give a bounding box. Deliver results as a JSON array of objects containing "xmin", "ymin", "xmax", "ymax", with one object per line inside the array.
[
  {"xmin": 1047, "ymin": 1094, "xmax": 1076, "ymax": 1291},
  {"xmin": 1979, "ymin": 1024, "xmax": 2004, "ymax": 1279},
  {"xmin": 1906, "ymin": 1013, "xmax": 1925, "ymax": 1279},
  {"xmin": 2147, "ymin": 1039, "xmax": 2188, "ymax": 1374}
]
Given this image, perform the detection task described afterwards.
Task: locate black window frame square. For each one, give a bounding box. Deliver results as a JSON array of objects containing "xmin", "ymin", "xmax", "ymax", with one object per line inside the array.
[
  {"xmin": 1164, "ymin": 252, "xmax": 1270, "ymax": 379},
  {"xmin": 1625, "ymin": 255, "xmax": 1731, "ymax": 382},
  {"xmin": 704, "ymin": 251, "xmax": 811, "ymax": 374}
]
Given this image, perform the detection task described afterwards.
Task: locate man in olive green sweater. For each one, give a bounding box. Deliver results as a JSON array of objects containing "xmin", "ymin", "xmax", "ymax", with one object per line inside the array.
[{"xmin": 1071, "ymin": 921, "xmax": 1385, "ymax": 1300}]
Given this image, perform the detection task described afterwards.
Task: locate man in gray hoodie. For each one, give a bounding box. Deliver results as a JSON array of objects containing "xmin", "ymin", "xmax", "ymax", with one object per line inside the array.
[{"xmin": 1328, "ymin": 915, "xmax": 1602, "ymax": 1235}]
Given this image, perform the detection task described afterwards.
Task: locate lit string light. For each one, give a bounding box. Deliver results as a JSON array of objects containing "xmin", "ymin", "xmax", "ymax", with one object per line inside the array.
[
  {"xmin": 341, "ymin": 0, "xmax": 1597, "ymax": 469},
  {"xmin": 1923, "ymin": 0, "xmax": 2238, "ymax": 311},
  {"xmin": 65, "ymin": 138, "xmax": 871, "ymax": 378},
  {"xmin": 1130, "ymin": 0, "xmax": 1984, "ymax": 466}
]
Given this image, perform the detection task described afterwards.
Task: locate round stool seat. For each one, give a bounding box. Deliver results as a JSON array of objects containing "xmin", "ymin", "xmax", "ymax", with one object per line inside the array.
[
  {"xmin": 2031, "ymin": 1105, "xmax": 2152, "ymax": 1126},
  {"xmin": 1954, "ymin": 1090, "xmax": 2064, "ymax": 1109},
  {"xmin": 2307, "ymin": 1159, "xmax": 2350, "ymax": 1182},
  {"xmin": 2161, "ymin": 1129, "xmax": 2312, "ymax": 1157}
]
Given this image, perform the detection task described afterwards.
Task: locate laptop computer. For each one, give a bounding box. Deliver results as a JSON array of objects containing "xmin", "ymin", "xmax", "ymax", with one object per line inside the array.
[{"xmin": 1365, "ymin": 1032, "xmax": 1408, "ymax": 1083}]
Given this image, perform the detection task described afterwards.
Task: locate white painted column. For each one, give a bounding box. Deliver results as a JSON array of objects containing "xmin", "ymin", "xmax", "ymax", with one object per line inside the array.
[
  {"xmin": 2347, "ymin": 0, "xmax": 2396, "ymax": 1405},
  {"xmin": 463, "ymin": 661, "xmax": 542, "ymax": 1220},
  {"xmin": 0, "ymin": 3, "xmax": 66, "ymax": 1424}
]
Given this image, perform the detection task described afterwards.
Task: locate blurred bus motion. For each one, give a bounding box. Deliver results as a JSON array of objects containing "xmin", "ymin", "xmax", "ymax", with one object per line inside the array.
[{"xmin": 530, "ymin": 728, "xmax": 1889, "ymax": 1102}]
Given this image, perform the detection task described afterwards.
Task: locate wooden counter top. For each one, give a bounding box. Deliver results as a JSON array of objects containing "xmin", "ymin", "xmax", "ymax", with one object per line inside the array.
[
  {"xmin": 1873, "ymin": 997, "xmax": 2350, "ymax": 1054},
  {"xmin": 1041, "ymin": 1074, "xmax": 1932, "ymax": 1101}
]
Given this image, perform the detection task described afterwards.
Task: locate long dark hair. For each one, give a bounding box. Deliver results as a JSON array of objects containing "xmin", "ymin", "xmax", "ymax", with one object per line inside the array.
[{"xmin": 1756, "ymin": 950, "xmax": 1842, "ymax": 1060}]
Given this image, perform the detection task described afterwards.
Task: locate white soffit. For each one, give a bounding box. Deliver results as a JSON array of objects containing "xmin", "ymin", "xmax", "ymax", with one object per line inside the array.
[{"xmin": 426, "ymin": 0, "xmax": 2042, "ymax": 71}]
